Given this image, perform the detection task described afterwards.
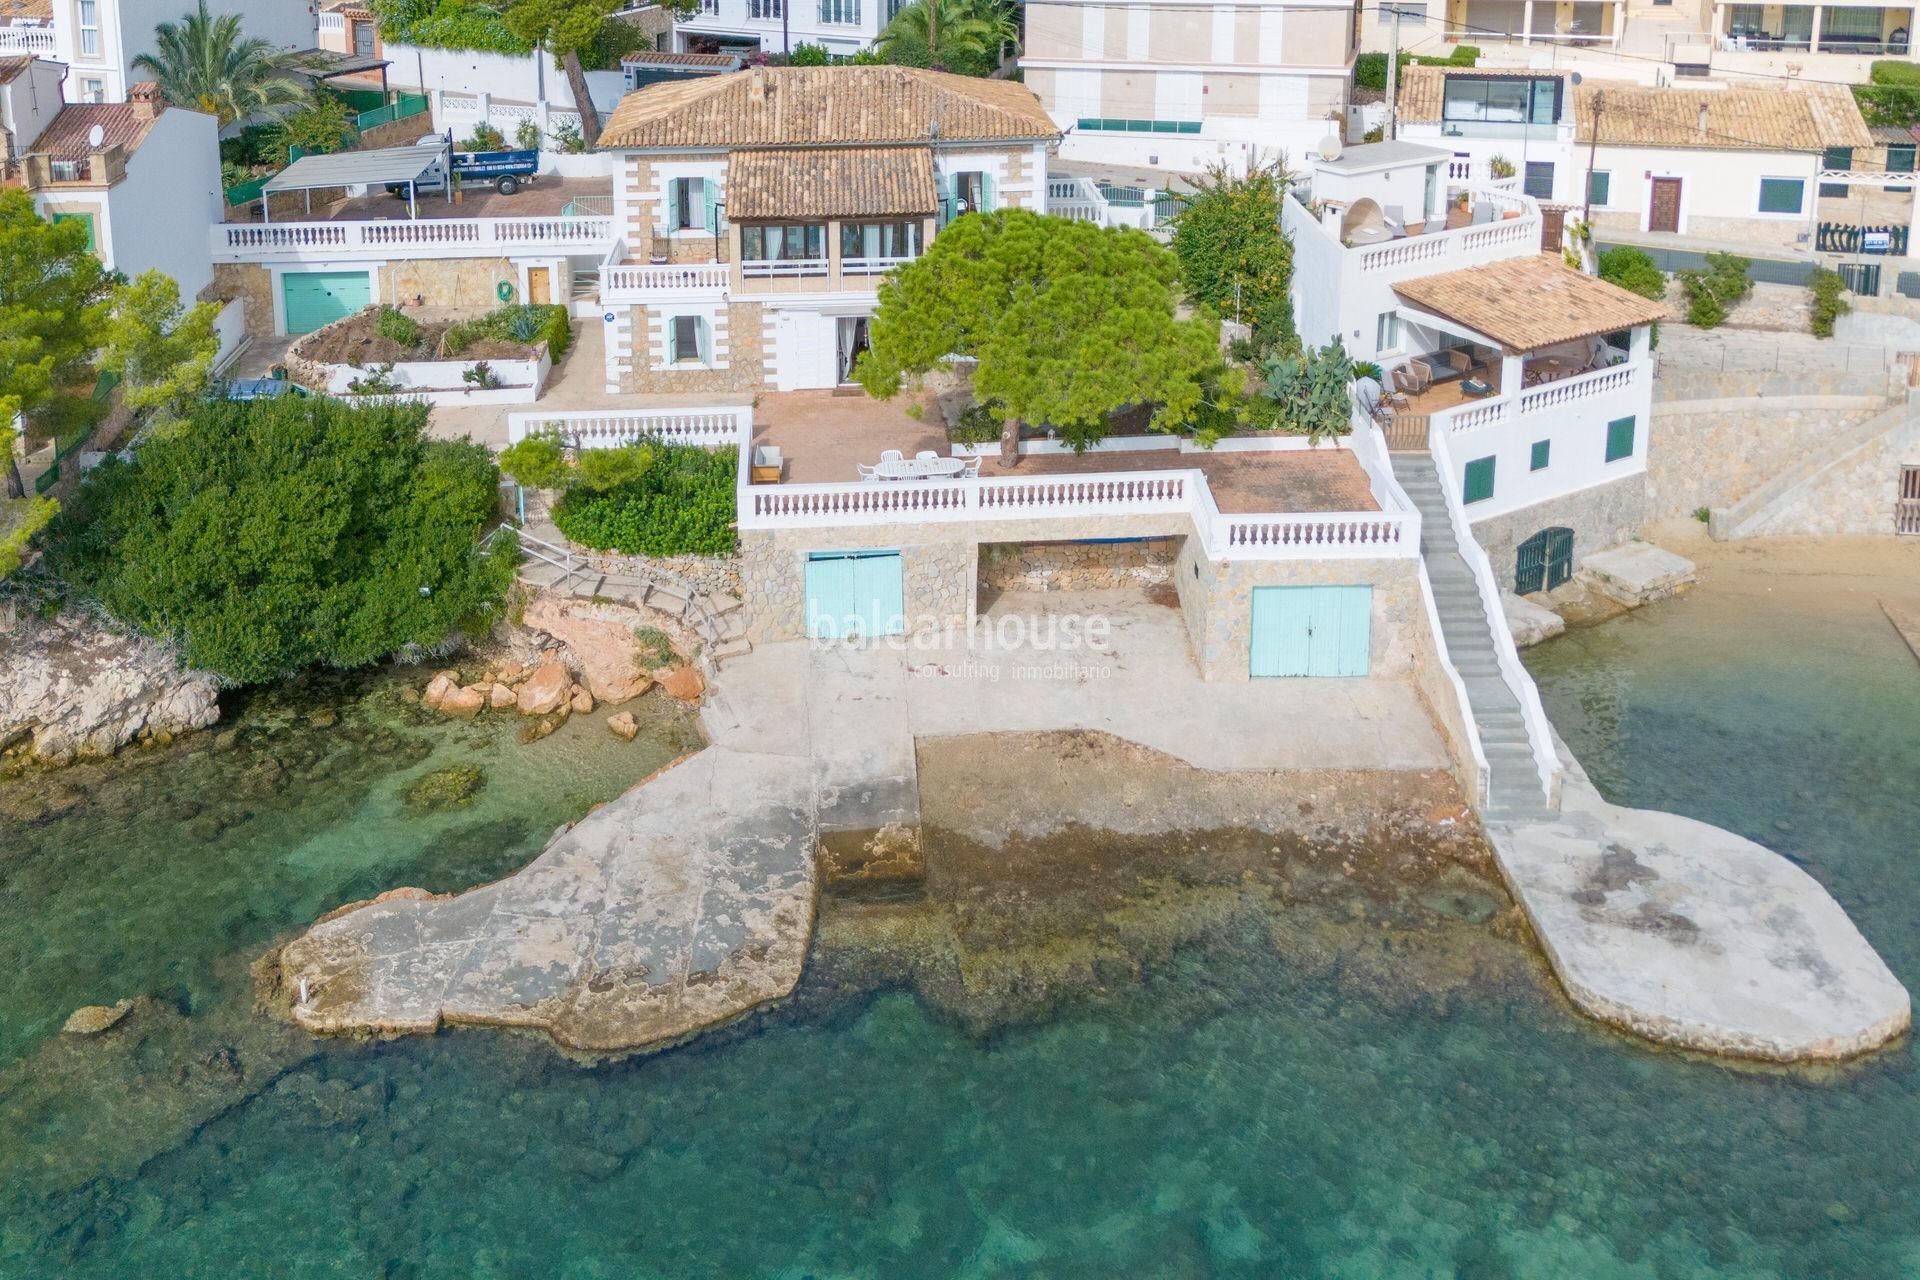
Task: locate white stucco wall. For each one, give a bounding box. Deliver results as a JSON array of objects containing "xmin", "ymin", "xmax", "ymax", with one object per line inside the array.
[
  {"xmin": 101, "ymin": 105, "xmax": 220, "ymax": 298},
  {"xmin": 1588, "ymin": 144, "xmax": 1822, "ymax": 238},
  {"xmin": 671, "ymin": 0, "xmax": 884, "ymax": 57},
  {"xmin": 387, "ymin": 43, "xmax": 628, "ymax": 116}
]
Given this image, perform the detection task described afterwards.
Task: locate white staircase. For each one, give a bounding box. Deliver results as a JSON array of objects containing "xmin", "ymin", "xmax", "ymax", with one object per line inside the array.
[{"xmin": 1392, "ymin": 455, "xmax": 1556, "ymax": 820}]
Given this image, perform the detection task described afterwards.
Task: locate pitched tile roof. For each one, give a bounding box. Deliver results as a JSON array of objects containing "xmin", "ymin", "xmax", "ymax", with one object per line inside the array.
[
  {"xmin": 619, "ymin": 49, "xmax": 740, "ymax": 68},
  {"xmin": 1573, "ymin": 80, "xmax": 1872, "ymax": 152},
  {"xmin": 0, "ymin": 0, "xmax": 52, "ymax": 21},
  {"xmin": 1396, "ymin": 66, "xmax": 1571, "ymax": 126},
  {"xmin": 727, "ymin": 146, "xmax": 938, "ymax": 220},
  {"xmin": 597, "ymin": 65, "xmax": 1058, "ymax": 151},
  {"xmin": 27, "ymin": 102, "xmax": 160, "ymax": 161},
  {"xmin": 0, "ymin": 53, "xmax": 31, "ymax": 85},
  {"xmin": 1392, "ymin": 254, "xmax": 1667, "ymax": 353}
]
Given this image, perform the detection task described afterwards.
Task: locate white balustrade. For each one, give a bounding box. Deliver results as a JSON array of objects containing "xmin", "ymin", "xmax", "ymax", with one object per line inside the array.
[
  {"xmin": 1355, "ymin": 209, "xmax": 1541, "ymax": 276},
  {"xmin": 1211, "ymin": 512, "xmax": 1416, "ymax": 557},
  {"xmin": 840, "ymin": 255, "xmax": 916, "ymax": 275},
  {"xmin": 508, "ymin": 405, "xmax": 750, "ymax": 447},
  {"xmin": 212, "ymin": 216, "xmax": 614, "ymax": 261},
  {"xmin": 599, "ymin": 261, "xmax": 730, "ymax": 297},
  {"xmin": 0, "ymin": 26, "xmax": 57, "ymax": 52},
  {"xmin": 1438, "ymin": 361, "xmax": 1642, "ymax": 435}
]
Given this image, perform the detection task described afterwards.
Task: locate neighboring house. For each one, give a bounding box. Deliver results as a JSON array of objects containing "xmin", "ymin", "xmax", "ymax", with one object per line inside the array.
[
  {"xmin": 621, "ymin": 48, "xmax": 741, "ymax": 92},
  {"xmin": 593, "ymin": 64, "xmax": 1058, "ymax": 394},
  {"xmin": 671, "ymin": 0, "xmax": 892, "ymax": 60},
  {"xmin": 315, "ymin": 0, "xmax": 381, "ymax": 65},
  {"xmin": 3, "ymin": 76, "xmax": 220, "ymax": 298},
  {"xmin": 1396, "ymin": 66, "xmax": 1577, "ymax": 206},
  {"xmin": 1019, "ymin": 0, "xmax": 1355, "ymax": 178},
  {"xmin": 0, "ymin": 0, "xmax": 57, "ymax": 59},
  {"xmin": 1283, "ymin": 139, "xmax": 1664, "ymax": 591},
  {"xmin": 0, "ymin": 51, "xmax": 62, "ymax": 158},
  {"xmin": 1574, "ymin": 78, "xmax": 1874, "ymax": 250},
  {"xmin": 44, "ymin": 0, "xmax": 314, "ymax": 104}
]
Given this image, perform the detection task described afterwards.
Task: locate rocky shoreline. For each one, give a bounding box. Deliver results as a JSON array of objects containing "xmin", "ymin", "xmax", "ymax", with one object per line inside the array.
[{"xmin": 0, "ymin": 610, "xmax": 220, "ymax": 767}]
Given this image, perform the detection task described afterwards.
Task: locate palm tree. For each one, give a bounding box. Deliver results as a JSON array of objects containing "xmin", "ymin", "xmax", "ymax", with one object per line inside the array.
[
  {"xmin": 877, "ymin": 0, "xmax": 1018, "ymax": 77},
  {"xmin": 131, "ymin": 1, "xmax": 307, "ymax": 129}
]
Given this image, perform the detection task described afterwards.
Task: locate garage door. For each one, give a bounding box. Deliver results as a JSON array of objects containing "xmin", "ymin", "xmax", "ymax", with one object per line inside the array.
[
  {"xmin": 1249, "ymin": 585, "xmax": 1372, "ymax": 677},
  {"xmin": 805, "ymin": 551, "xmax": 905, "ymax": 639},
  {"xmin": 282, "ymin": 270, "xmax": 371, "ymax": 334}
]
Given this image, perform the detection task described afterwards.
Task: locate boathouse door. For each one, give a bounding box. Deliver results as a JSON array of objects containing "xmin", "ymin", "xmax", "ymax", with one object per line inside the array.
[
  {"xmin": 1515, "ymin": 527, "xmax": 1574, "ymax": 595},
  {"xmin": 1249, "ymin": 585, "xmax": 1372, "ymax": 677},
  {"xmin": 805, "ymin": 550, "xmax": 905, "ymax": 639}
]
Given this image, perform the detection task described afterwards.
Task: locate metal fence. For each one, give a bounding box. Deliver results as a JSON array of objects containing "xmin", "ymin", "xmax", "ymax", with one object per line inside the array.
[
  {"xmin": 1594, "ymin": 241, "xmax": 1816, "ymax": 287},
  {"xmin": 353, "ymin": 93, "xmax": 429, "ymax": 133},
  {"xmin": 1815, "ymin": 223, "xmax": 1910, "ymax": 255}
]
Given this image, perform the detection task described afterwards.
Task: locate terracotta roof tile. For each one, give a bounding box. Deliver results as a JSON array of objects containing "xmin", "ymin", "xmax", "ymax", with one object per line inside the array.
[
  {"xmin": 27, "ymin": 102, "xmax": 158, "ymax": 161},
  {"xmin": 0, "ymin": 0, "xmax": 52, "ymax": 21},
  {"xmin": 1573, "ymin": 80, "xmax": 1871, "ymax": 152},
  {"xmin": 598, "ymin": 65, "xmax": 1057, "ymax": 150},
  {"xmin": 1392, "ymin": 254, "xmax": 1667, "ymax": 353},
  {"xmin": 619, "ymin": 49, "xmax": 740, "ymax": 68},
  {"xmin": 728, "ymin": 146, "xmax": 937, "ymax": 219},
  {"xmin": 0, "ymin": 53, "xmax": 31, "ymax": 85}
]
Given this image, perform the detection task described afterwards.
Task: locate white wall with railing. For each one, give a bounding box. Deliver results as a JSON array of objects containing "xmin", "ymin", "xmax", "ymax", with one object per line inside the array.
[
  {"xmin": 212, "ymin": 216, "xmax": 615, "ymax": 263},
  {"xmin": 1433, "ymin": 359, "xmax": 1651, "ymax": 524},
  {"xmin": 599, "ymin": 260, "xmax": 730, "ymax": 300},
  {"xmin": 0, "ymin": 25, "xmax": 56, "ymax": 52},
  {"xmin": 508, "ymin": 404, "xmax": 751, "ymax": 447}
]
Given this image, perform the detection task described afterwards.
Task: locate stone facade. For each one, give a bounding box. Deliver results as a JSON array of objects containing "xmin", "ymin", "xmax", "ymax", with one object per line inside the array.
[
  {"xmin": 212, "ymin": 262, "xmax": 276, "ymax": 339},
  {"xmin": 738, "ymin": 528, "xmax": 977, "ymax": 645},
  {"xmin": 379, "ymin": 257, "xmax": 517, "ymax": 311},
  {"xmin": 618, "ymin": 300, "xmax": 765, "ymax": 395},
  {"xmin": 1646, "ymin": 396, "xmax": 1889, "ymax": 523},
  {"xmin": 1653, "ymin": 328, "xmax": 1903, "ymax": 402},
  {"xmin": 1735, "ymin": 412, "xmax": 1920, "ymax": 537},
  {"xmin": 1470, "ymin": 474, "xmax": 1648, "ymax": 590},
  {"xmin": 977, "ymin": 538, "xmax": 1176, "ymax": 594}
]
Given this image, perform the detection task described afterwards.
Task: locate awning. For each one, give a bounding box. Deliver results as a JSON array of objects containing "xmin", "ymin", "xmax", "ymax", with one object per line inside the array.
[
  {"xmin": 726, "ymin": 147, "xmax": 938, "ymax": 221},
  {"xmin": 264, "ymin": 142, "xmax": 445, "ymax": 194},
  {"xmin": 286, "ymin": 48, "xmax": 393, "ymax": 81},
  {"xmin": 1392, "ymin": 254, "xmax": 1667, "ymax": 353}
]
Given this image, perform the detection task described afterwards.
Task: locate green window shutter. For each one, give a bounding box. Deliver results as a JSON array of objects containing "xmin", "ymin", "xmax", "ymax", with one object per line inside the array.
[
  {"xmin": 1757, "ymin": 177, "xmax": 1804, "ymax": 214},
  {"xmin": 1587, "ymin": 170, "xmax": 1609, "ymax": 206},
  {"xmin": 1463, "ymin": 456, "xmax": 1496, "ymax": 504},
  {"xmin": 697, "ymin": 316, "xmax": 712, "ymax": 365},
  {"xmin": 1890, "ymin": 144, "xmax": 1916, "ymax": 174},
  {"xmin": 1605, "ymin": 416, "xmax": 1636, "ymax": 462},
  {"xmin": 981, "ymin": 170, "xmax": 995, "ymax": 212},
  {"xmin": 1530, "ymin": 439, "xmax": 1551, "ymax": 471},
  {"xmin": 703, "ymin": 181, "xmax": 719, "ymax": 233},
  {"xmin": 52, "ymin": 211, "xmax": 95, "ymax": 251}
]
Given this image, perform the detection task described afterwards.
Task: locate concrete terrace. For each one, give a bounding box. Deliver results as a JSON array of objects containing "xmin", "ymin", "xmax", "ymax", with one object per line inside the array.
[
  {"xmin": 226, "ymin": 176, "xmax": 612, "ymax": 223},
  {"xmin": 750, "ymin": 390, "xmax": 1380, "ymax": 512}
]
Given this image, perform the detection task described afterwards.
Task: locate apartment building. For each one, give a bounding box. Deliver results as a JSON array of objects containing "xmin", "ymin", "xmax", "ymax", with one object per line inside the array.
[
  {"xmin": 1020, "ymin": 0, "xmax": 1356, "ymax": 177},
  {"xmin": 36, "ymin": 0, "xmax": 312, "ymax": 104},
  {"xmin": 672, "ymin": 0, "xmax": 896, "ymax": 59},
  {"xmin": 593, "ymin": 64, "xmax": 1058, "ymax": 394}
]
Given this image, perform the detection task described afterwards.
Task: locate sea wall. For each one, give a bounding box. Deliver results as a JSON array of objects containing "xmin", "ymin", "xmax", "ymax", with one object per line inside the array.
[
  {"xmin": 1646, "ymin": 395, "xmax": 1889, "ymax": 524},
  {"xmin": 1469, "ymin": 473, "xmax": 1648, "ymax": 584}
]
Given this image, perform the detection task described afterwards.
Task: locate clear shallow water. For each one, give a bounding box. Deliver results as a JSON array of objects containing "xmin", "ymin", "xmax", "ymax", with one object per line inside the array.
[{"xmin": 4, "ymin": 556, "xmax": 1920, "ymax": 1278}]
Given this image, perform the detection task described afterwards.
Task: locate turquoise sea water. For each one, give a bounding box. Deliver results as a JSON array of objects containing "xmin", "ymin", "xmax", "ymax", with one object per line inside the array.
[{"xmin": 3, "ymin": 551, "xmax": 1919, "ymax": 1278}]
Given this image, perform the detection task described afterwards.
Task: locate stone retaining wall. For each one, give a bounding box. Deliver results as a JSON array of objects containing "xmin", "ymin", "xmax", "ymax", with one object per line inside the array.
[
  {"xmin": 1736, "ymin": 412, "xmax": 1920, "ymax": 537},
  {"xmin": 977, "ymin": 538, "xmax": 1177, "ymax": 594},
  {"xmin": 1646, "ymin": 395, "xmax": 1888, "ymax": 524},
  {"xmin": 1470, "ymin": 474, "xmax": 1648, "ymax": 586}
]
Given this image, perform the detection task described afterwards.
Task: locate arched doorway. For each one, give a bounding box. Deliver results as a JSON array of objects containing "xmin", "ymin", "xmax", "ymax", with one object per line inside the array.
[{"xmin": 1515, "ymin": 527, "xmax": 1574, "ymax": 595}]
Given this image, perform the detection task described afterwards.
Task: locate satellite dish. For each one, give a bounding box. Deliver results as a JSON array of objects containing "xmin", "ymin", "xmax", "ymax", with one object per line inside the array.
[
  {"xmin": 1316, "ymin": 135, "xmax": 1343, "ymax": 162},
  {"xmin": 87, "ymin": 123, "xmax": 105, "ymax": 149}
]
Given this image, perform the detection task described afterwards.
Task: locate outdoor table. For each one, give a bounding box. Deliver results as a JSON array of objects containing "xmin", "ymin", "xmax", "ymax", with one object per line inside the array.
[{"xmin": 874, "ymin": 456, "xmax": 966, "ymax": 480}]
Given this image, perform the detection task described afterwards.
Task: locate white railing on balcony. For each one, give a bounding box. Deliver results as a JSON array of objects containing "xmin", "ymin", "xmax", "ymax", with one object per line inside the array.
[
  {"xmin": 212, "ymin": 216, "xmax": 615, "ymax": 262},
  {"xmin": 599, "ymin": 260, "xmax": 730, "ymax": 296},
  {"xmin": 0, "ymin": 26, "xmax": 56, "ymax": 52},
  {"xmin": 508, "ymin": 405, "xmax": 750, "ymax": 447},
  {"xmin": 318, "ymin": 11, "xmax": 346, "ymax": 30},
  {"xmin": 1354, "ymin": 202, "xmax": 1541, "ymax": 277},
  {"xmin": 840, "ymin": 255, "xmax": 916, "ymax": 275},
  {"xmin": 741, "ymin": 257, "xmax": 829, "ymax": 278},
  {"xmin": 1208, "ymin": 512, "xmax": 1415, "ymax": 557},
  {"xmin": 1437, "ymin": 361, "xmax": 1641, "ymax": 435}
]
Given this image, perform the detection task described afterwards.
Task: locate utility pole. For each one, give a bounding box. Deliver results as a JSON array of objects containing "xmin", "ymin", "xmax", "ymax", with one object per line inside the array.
[
  {"xmin": 783, "ymin": 1, "xmax": 790, "ymax": 57},
  {"xmin": 1383, "ymin": 5, "xmax": 1401, "ymax": 140},
  {"xmin": 929, "ymin": 0, "xmax": 939, "ymax": 66},
  {"xmin": 1581, "ymin": 88, "xmax": 1603, "ymax": 225}
]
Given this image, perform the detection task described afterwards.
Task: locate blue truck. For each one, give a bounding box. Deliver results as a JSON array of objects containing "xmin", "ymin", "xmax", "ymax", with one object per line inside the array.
[{"xmin": 387, "ymin": 133, "xmax": 541, "ymax": 197}]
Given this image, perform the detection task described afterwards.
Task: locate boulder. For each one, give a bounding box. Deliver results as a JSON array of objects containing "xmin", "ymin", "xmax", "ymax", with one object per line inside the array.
[
  {"xmin": 521, "ymin": 596, "xmax": 661, "ymax": 704},
  {"xmin": 518, "ymin": 716, "xmax": 560, "ymax": 744},
  {"xmin": 1501, "ymin": 591, "xmax": 1567, "ymax": 648},
  {"xmin": 607, "ymin": 711, "xmax": 639, "ymax": 741},
  {"xmin": 62, "ymin": 999, "xmax": 134, "ymax": 1036},
  {"xmin": 570, "ymin": 687, "xmax": 594, "ymax": 715},
  {"xmin": 421, "ymin": 673, "xmax": 458, "ymax": 710},
  {"xmin": 515, "ymin": 661, "xmax": 573, "ymax": 716},
  {"xmin": 488, "ymin": 683, "xmax": 518, "ymax": 710},
  {"xmin": 497, "ymin": 662, "xmax": 527, "ymax": 683},
  {"xmin": 659, "ymin": 666, "xmax": 705, "ymax": 703},
  {"xmin": 439, "ymin": 685, "xmax": 487, "ymax": 718}
]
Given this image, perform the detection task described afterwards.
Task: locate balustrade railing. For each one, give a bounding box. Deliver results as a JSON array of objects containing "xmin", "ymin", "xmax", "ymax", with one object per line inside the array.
[
  {"xmin": 1437, "ymin": 361, "xmax": 1641, "ymax": 434},
  {"xmin": 840, "ymin": 255, "xmax": 915, "ymax": 275},
  {"xmin": 508, "ymin": 405, "xmax": 750, "ymax": 447},
  {"xmin": 741, "ymin": 257, "xmax": 829, "ymax": 278},
  {"xmin": 599, "ymin": 260, "xmax": 731, "ymax": 294},
  {"xmin": 0, "ymin": 25, "xmax": 56, "ymax": 52},
  {"xmin": 212, "ymin": 216, "xmax": 613, "ymax": 260}
]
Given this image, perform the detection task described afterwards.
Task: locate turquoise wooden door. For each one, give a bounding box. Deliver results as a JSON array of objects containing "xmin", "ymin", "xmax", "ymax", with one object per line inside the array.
[
  {"xmin": 805, "ymin": 551, "xmax": 904, "ymax": 638},
  {"xmin": 282, "ymin": 270, "xmax": 371, "ymax": 334},
  {"xmin": 1249, "ymin": 586, "xmax": 1372, "ymax": 677}
]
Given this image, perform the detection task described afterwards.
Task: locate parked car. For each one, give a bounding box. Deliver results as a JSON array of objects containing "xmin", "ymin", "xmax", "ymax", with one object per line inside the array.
[
  {"xmin": 386, "ymin": 132, "xmax": 540, "ymax": 197},
  {"xmin": 215, "ymin": 376, "xmax": 310, "ymax": 401}
]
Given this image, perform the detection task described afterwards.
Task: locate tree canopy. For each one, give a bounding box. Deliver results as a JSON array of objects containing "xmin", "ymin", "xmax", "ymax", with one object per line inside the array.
[
  {"xmin": 98, "ymin": 270, "xmax": 222, "ymax": 418},
  {"xmin": 1168, "ymin": 162, "xmax": 1297, "ymax": 356},
  {"xmin": 874, "ymin": 0, "xmax": 1017, "ymax": 77},
  {"xmin": 131, "ymin": 0, "xmax": 307, "ymax": 128},
  {"xmin": 47, "ymin": 395, "xmax": 517, "ymax": 682},
  {"xmin": 502, "ymin": 0, "xmax": 616, "ymax": 144},
  {"xmin": 856, "ymin": 209, "xmax": 1220, "ymax": 450}
]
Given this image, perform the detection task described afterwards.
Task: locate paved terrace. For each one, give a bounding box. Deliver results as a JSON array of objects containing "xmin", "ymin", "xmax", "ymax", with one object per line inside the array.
[
  {"xmin": 227, "ymin": 176, "xmax": 612, "ymax": 223},
  {"xmin": 751, "ymin": 390, "xmax": 1379, "ymax": 512}
]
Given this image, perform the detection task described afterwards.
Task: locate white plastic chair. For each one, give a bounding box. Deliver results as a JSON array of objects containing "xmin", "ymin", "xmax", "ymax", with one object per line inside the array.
[
  {"xmin": 915, "ymin": 450, "xmax": 939, "ymax": 460},
  {"xmin": 857, "ymin": 463, "xmax": 880, "ymax": 482},
  {"xmin": 960, "ymin": 456, "xmax": 982, "ymax": 478},
  {"xmin": 880, "ymin": 449, "xmax": 904, "ymax": 463}
]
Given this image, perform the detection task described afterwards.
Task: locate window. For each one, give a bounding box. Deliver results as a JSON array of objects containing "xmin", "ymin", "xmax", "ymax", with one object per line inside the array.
[
  {"xmin": 80, "ymin": 77, "xmax": 104, "ymax": 103},
  {"xmin": 1605, "ymin": 415, "xmax": 1636, "ymax": 462},
  {"xmin": 1530, "ymin": 439, "xmax": 1551, "ymax": 471},
  {"xmin": 740, "ymin": 222, "xmax": 826, "ymax": 261},
  {"xmin": 1587, "ymin": 169, "xmax": 1610, "ymax": 206},
  {"xmin": 671, "ymin": 315, "xmax": 706, "ymax": 364},
  {"xmin": 1381, "ymin": 0, "xmax": 1426, "ymax": 17},
  {"xmin": 697, "ymin": 0, "xmax": 718, "ymax": 13},
  {"xmin": 1375, "ymin": 311, "xmax": 1400, "ymax": 353},
  {"xmin": 818, "ymin": 0, "xmax": 860, "ymax": 23},
  {"xmin": 1820, "ymin": 145, "xmax": 1853, "ymax": 198},
  {"xmin": 886, "ymin": 0, "xmax": 905, "ymax": 17},
  {"xmin": 1463, "ymin": 456, "xmax": 1496, "ymax": 504},
  {"xmin": 77, "ymin": 0, "xmax": 98, "ymax": 56},
  {"xmin": 748, "ymin": 0, "xmax": 782, "ymax": 17},
  {"xmin": 668, "ymin": 177, "xmax": 705, "ymax": 231},
  {"xmin": 1074, "ymin": 118, "xmax": 1204, "ymax": 134},
  {"xmin": 1757, "ymin": 176, "xmax": 1805, "ymax": 214},
  {"xmin": 52, "ymin": 211, "xmax": 95, "ymax": 250},
  {"xmin": 1523, "ymin": 161, "xmax": 1554, "ymax": 200},
  {"xmin": 1439, "ymin": 75, "xmax": 1561, "ymax": 127},
  {"xmin": 953, "ymin": 171, "xmax": 987, "ymax": 214},
  {"xmin": 840, "ymin": 221, "xmax": 921, "ymax": 262}
]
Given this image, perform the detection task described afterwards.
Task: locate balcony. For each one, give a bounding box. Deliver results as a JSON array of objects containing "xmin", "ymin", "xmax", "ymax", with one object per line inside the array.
[
  {"xmin": 212, "ymin": 215, "xmax": 616, "ymax": 262},
  {"xmin": 0, "ymin": 25, "xmax": 56, "ymax": 53},
  {"xmin": 741, "ymin": 256, "xmax": 829, "ymax": 279},
  {"xmin": 599, "ymin": 260, "xmax": 730, "ymax": 303}
]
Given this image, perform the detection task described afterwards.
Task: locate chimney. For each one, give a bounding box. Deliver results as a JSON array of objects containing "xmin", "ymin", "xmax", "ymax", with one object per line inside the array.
[
  {"xmin": 749, "ymin": 64, "xmax": 766, "ymax": 97},
  {"xmin": 128, "ymin": 80, "xmax": 163, "ymax": 121},
  {"xmin": 1697, "ymin": 101, "xmax": 1709, "ymax": 136}
]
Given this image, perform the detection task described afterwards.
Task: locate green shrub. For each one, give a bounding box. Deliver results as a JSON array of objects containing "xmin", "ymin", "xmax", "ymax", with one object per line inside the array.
[
  {"xmin": 1598, "ymin": 245, "xmax": 1667, "ymax": 301},
  {"xmin": 1489, "ymin": 154, "xmax": 1516, "ymax": 179},
  {"xmin": 498, "ymin": 432, "xmax": 569, "ymax": 489},
  {"xmin": 1871, "ymin": 59, "xmax": 1920, "ymax": 86},
  {"xmin": 46, "ymin": 395, "xmax": 514, "ymax": 683},
  {"xmin": 948, "ymin": 402, "xmax": 1001, "ymax": 446},
  {"xmin": 368, "ymin": 0, "xmax": 530, "ymax": 53},
  {"xmin": 347, "ymin": 362, "xmax": 399, "ymax": 394},
  {"xmin": 1261, "ymin": 341, "xmax": 1356, "ymax": 442},
  {"xmin": 514, "ymin": 118, "xmax": 541, "ymax": 151},
  {"xmin": 1808, "ymin": 266, "xmax": 1850, "ymax": 339},
  {"xmin": 1679, "ymin": 252, "xmax": 1751, "ymax": 329},
  {"xmin": 441, "ymin": 304, "xmax": 572, "ymax": 358},
  {"xmin": 375, "ymin": 305, "xmax": 422, "ymax": 349},
  {"xmin": 553, "ymin": 444, "xmax": 739, "ymax": 557},
  {"xmin": 1355, "ymin": 43, "xmax": 1476, "ymax": 91},
  {"xmin": 462, "ymin": 122, "xmax": 507, "ymax": 152},
  {"xmin": 786, "ymin": 42, "xmax": 832, "ymax": 66}
]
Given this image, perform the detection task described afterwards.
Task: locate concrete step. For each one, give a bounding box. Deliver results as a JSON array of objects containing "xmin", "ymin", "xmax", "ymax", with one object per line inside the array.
[
  {"xmin": 710, "ymin": 592, "xmax": 744, "ymax": 617},
  {"xmin": 708, "ymin": 637, "xmax": 752, "ymax": 663},
  {"xmin": 644, "ymin": 586, "xmax": 689, "ymax": 618}
]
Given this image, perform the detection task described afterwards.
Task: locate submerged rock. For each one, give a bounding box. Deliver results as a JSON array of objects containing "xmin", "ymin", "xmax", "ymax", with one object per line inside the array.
[
  {"xmin": 61, "ymin": 1000, "xmax": 134, "ymax": 1036},
  {"xmin": 606, "ymin": 711, "xmax": 639, "ymax": 741},
  {"xmin": 402, "ymin": 765, "xmax": 486, "ymax": 813},
  {"xmin": 0, "ymin": 610, "xmax": 220, "ymax": 766}
]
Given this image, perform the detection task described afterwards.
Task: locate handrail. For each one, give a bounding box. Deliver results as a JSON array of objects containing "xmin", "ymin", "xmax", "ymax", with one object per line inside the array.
[
  {"xmin": 1433, "ymin": 361, "xmax": 1641, "ymax": 435},
  {"xmin": 1426, "ymin": 419, "xmax": 1559, "ymax": 805},
  {"xmin": 508, "ymin": 404, "xmax": 750, "ymax": 447},
  {"xmin": 599, "ymin": 261, "xmax": 730, "ymax": 294},
  {"xmin": 211, "ymin": 216, "xmax": 614, "ymax": 261}
]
